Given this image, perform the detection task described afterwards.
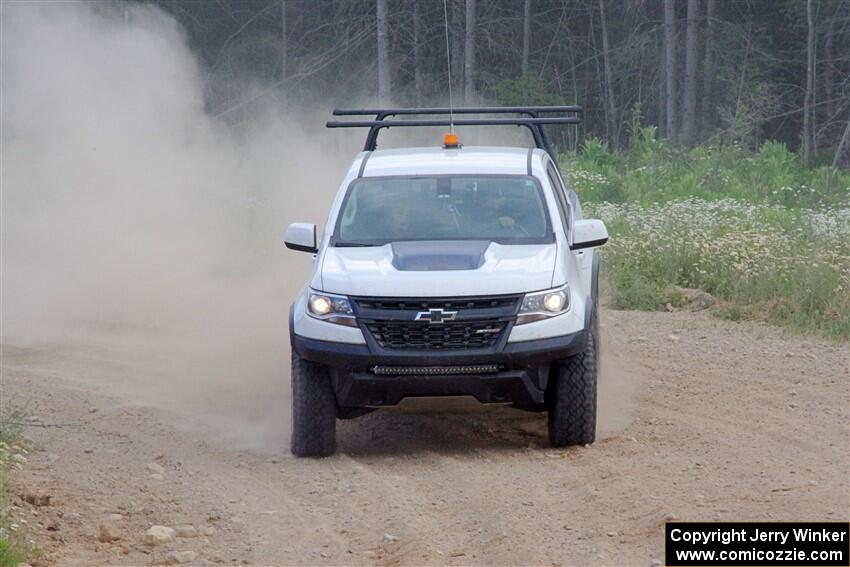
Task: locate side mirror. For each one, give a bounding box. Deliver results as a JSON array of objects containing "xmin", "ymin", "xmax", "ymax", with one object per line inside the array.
[
  {"xmin": 284, "ymin": 222, "xmax": 318, "ymax": 253},
  {"xmin": 570, "ymin": 219, "xmax": 609, "ymax": 250}
]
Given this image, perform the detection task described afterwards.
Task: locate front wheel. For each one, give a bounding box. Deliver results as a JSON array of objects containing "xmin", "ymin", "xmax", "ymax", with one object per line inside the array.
[
  {"xmin": 290, "ymin": 350, "xmax": 337, "ymax": 457},
  {"xmin": 547, "ymin": 318, "xmax": 598, "ymax": 447}
]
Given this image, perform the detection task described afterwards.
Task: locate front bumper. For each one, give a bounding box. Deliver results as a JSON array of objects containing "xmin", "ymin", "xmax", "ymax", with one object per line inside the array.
[{"xmin": 291, "ymin": 331, "xmax": 587, "ymax": 408}]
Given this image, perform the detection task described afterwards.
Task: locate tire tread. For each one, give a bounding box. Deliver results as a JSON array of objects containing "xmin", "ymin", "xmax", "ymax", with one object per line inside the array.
[
  {"xmin": 547, "ymin": 316, "xmax": 598, "ymax": 447},
  {"xmin": 291, "ymin": 350, "xmax": 337, "ymax": 457}
]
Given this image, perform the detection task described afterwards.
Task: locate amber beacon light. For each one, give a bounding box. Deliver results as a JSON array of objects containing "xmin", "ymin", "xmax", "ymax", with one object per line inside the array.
[{"xmin": 443, "ymin": 132, "xmax": 460, "ymax": 148}]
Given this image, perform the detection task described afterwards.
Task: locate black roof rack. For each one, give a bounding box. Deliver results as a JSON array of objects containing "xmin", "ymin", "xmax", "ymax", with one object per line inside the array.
[{"xmin": 326, "ymin": 106, "xmax": 582, "ymax": 161}]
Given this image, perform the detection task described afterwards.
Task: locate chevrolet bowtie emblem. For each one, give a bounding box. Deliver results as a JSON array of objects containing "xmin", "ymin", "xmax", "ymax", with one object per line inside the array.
[{"xmin": 414, "ymin": 308, "xmax": 458, "ymax": 324}]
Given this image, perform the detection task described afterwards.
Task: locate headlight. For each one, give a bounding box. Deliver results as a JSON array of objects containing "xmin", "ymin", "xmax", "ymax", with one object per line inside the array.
[
  {"xmin": 517, "ymin": 284, "xmax": 570, "ymax": 324},
  {"xmin": 307, "ymin": 290, "xmax": 356, "ymax": 326},
  {"xmin": 309, "ymin": 295, "xmax": 334, "ymax": 315}
]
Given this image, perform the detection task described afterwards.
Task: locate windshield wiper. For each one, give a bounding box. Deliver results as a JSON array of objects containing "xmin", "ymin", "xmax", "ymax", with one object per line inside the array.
[{"xmin": 335, "ymin": 242, "xmax": 381, "ymax": 247}]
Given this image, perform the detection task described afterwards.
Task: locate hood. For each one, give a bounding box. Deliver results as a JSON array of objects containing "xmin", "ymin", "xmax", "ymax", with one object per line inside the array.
[{"xmin": 317, "ymin": 241, "xmax": 557, "ymax": 297}]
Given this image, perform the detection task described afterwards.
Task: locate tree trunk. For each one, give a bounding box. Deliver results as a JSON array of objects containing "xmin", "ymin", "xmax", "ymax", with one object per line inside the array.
[
  {"xmin": 598, "ymin": 0, "xmax": 617, "ymax": 149},
  {"xmin": 522, "ymin": 0, "xmax": 531, "ymax": 76},
  {"xmin": 824, "ymin": 17, "xmax": 835, "ymax": 121},
  {"xmin": 335, "ymin": 1, "xmax": 351, "ymax": 71},
  {"xmin": 659, "ymin": 29, "xmax": 666, "ymax": 135},
  {"xmin": 664, "ymin": 0, "xmax": 677, "ymax": 142},
  {"xmin": 464, "ymin": 0, "xmax": 476, "ymax": 104},
  {"xmin": 377, "ymin": 0, "xmax": 390, "ymax": 103},
  {"xmin": 681, "ymin": 0, "xmax": 699, "ymax": 146},
  {"xmin": 280, "ymin": 0, "xmax": 287, "ymax": 85},
  {"xmin": 833, "ymin": 118, "xmax": 850, "ymax": 169},
  {"xmin": 700, "ymin": 0, "xmax": 715, "ymax": 132},
  {"xmin": 413, "ymin": 0, "xmax": 425, "ymax": 104},
  {"xmin": 803, "ymin": 0, "xmax": 815, "ymax": 166},
  {"xmin": 451, "ymin": 0, "xmax": 464, "ymax": 89}
]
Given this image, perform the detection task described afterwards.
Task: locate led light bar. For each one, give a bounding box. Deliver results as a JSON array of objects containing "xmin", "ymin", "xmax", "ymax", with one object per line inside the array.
[{"xmin": 371, "ymin": 364, "xmax": 503, "ymax": 376}]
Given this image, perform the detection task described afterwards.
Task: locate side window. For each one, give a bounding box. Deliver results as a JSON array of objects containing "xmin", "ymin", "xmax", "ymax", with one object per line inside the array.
[
  {"xmin": 549, "ymin": 163, "xmax": 583, "ymax": 219},
  {"xmin": 566, "ymin": 187, "xmax": 583, "ymax": 219},
  {"xmin": 559, "ymin": 173, "xmax": 583, "ymax": 220},
  {"xmin": 546, "ymin": 163, "xmax": 571, "ymax": 233}
]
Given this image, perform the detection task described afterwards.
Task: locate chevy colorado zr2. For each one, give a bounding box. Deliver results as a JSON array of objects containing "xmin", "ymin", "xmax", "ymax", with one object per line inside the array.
[{"xmin": 284, "ymin": 106, "xmax": 608, "ymax": 457}]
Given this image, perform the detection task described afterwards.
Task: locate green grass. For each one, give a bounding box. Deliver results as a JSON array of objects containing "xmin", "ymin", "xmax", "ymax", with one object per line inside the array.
[
  {"xmin": 563, "ymin": 127, "xmax": 850, "ymax": 207},
  {"xmin": 0, "ymin": 538, "xmax": 24, "ymax": 567},
  {"xmin": 0, "ymin": 408, "xmax": 26, "ymax": 449},
  {"xmin": 562, "ymin": 131, "xmax": 850, "ymax": 340},
  {"xmin": 0, "ymin": 406, "xmax": 33, "ymax": 566}
]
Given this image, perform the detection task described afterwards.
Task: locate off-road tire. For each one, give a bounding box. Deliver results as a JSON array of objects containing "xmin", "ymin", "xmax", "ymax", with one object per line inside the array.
[
  {"xmin": 547, "ymin": 313, "xmax": 598, "ymax": 447},
  {"xmin": 290, "ymin": 350, "xmax": 337, "ymax": 457}
]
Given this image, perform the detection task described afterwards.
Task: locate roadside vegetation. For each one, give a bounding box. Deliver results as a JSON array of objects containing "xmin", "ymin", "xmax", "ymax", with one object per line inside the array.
[
  {"xmin": 0, "ymin": 408, "xmax": 32, "ymax": 567},
  {"xmin": 563, "ymin": 128, "xmax": 850, "ymax": 340}
]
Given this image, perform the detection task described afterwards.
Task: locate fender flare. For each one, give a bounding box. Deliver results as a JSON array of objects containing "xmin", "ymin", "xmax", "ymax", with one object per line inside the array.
[
  {"xmin": 288, "ymin": 303, "xmax": 296, "ymax": 346},
  {"xmin": 591, "ymin": 249, "xmax": 600, "ymax": 305},
  {"xmin": 583, "ymin": 250, "xmax": 600, "ymax": 333}
]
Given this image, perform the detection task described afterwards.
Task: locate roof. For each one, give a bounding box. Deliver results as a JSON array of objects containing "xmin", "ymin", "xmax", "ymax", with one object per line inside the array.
[{"xmin": 360, "ymin": 146, "xmax": 536, "ymax": 177}]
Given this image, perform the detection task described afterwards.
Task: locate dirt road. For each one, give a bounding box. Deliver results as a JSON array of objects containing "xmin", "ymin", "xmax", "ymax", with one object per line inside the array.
[{"xmin": 2, "ymin": 309, "xmax": 848, "ymax": 566}]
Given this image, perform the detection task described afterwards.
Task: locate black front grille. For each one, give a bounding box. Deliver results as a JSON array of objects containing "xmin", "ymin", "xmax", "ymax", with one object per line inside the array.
[
  {"xmin": 366, "ymin": 320, "xmax": 508, "ymax": 350},
  {"xmin": 354, "ymin": 294, "xmax": 519, "ymax": 350},
  {"xmin": 353, "ymin": 295, "xmax": 520, "ymax": 311}
]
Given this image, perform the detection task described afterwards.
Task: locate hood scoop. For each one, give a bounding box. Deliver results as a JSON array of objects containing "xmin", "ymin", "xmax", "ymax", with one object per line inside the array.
[{"xmin": 391, "ymin": 240, "xmax": 490, "ymax": 271}]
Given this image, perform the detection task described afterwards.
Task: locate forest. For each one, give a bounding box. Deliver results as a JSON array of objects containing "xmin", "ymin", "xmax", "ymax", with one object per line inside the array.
[{"xmin": 149, "ymin": 0, "xmax": 850, "ymax": 166}]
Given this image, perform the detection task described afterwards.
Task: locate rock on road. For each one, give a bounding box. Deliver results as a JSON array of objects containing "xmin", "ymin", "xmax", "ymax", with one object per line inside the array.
[{"xmin": 2, "ymin": 309, "xmax": 847, "ymax": 566}]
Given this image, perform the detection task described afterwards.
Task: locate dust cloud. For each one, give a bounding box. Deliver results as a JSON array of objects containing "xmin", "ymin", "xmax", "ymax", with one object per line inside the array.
[{"xmin": 1, "ymin": 1, "xmax": 347, "ymax": 452}]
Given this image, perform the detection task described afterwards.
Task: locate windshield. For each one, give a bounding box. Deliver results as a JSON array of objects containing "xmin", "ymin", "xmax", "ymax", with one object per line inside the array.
[{"xmin": 334, "ymin": 175, "xmax": 552, "ymax": 246}]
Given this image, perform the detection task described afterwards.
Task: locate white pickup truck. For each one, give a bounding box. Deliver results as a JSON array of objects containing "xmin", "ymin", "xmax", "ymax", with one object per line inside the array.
[{"xmin": 285, "ymin": 107, "xmax": 608, "ymax": 457}]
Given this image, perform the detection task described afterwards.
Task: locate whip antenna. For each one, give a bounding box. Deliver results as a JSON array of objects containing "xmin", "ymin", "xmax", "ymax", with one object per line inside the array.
[{"xmin": 442, "ymin": 0, "xmax": 454, "ymax": 133}]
